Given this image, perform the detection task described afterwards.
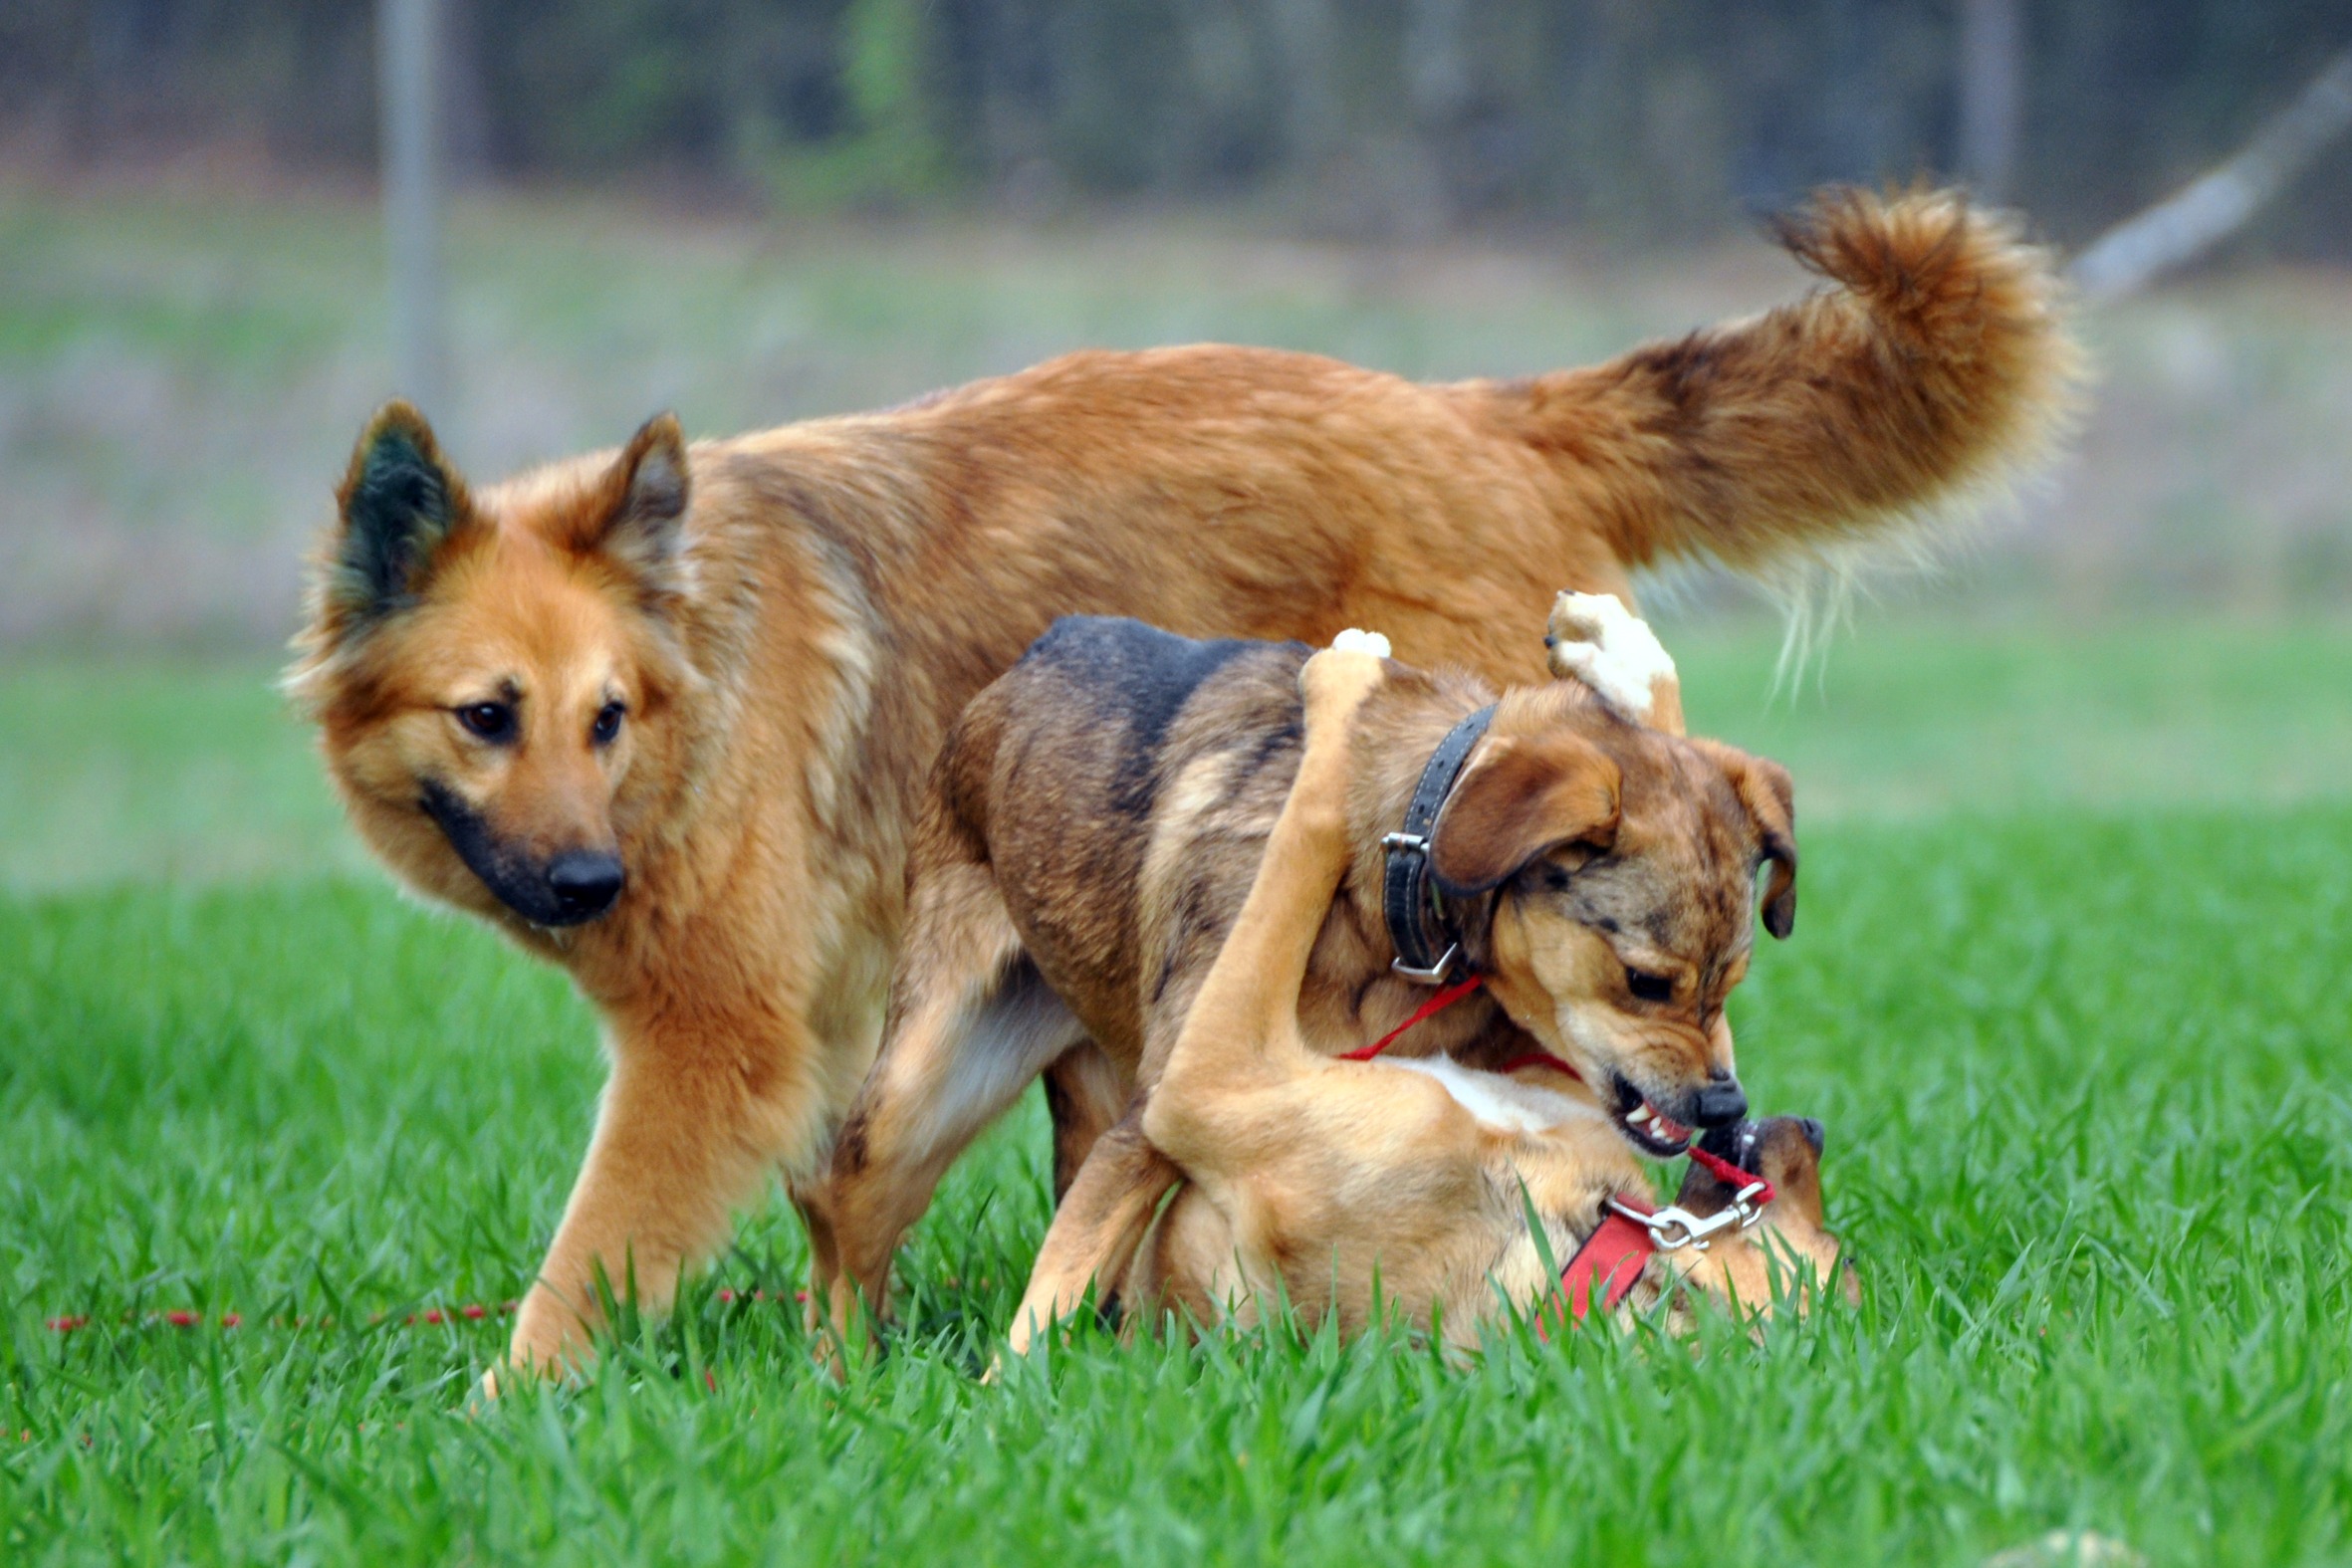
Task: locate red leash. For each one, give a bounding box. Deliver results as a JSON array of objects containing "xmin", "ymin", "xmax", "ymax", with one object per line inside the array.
[
  {"xmin": 45, "ymin": 1286, "xmax": 810, "ymax": 1337},
  {"xmin": 1338, "ymin": 971, "xmax": 1590, "ymax": 1079},
  {"xmin": 1345, "ymin": 973, "xmax": 1580, "ymax": 1085},
  {"xmin": 1687, "ymin": 1142, "xmax": 1774, "ymax": 1208},
  {"xmin": 1336, "ymin": 973, "xmax": 1488, "ymax": 1060},
  {"xmin": 1337, "ymin": 972, "xmax": 1587, "ymax": 1080},
  {"xmin": 1552, "ymin": 1150, "xmax": 1776, "ymax": 1332},
  {"xmin": 1493, "ymin": 1048, "xmax": 1582, "ymax": 1078}
]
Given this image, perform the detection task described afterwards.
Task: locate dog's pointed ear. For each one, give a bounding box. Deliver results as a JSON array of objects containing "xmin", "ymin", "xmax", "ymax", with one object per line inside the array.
[
  {"xmin": 329, "ymin": 400, "xmax": 474, "ymax": 621},
  {"xmin": 1693, "ymin": 740, "xmax": 1798, "ymax": 939},
  {"xmin": 1428, "ymin": 731, "xmax": 1621, "ymax": 897},
  {"xmin": 574, "ymin": 413, "xmax": 690, "ymax": 585}
]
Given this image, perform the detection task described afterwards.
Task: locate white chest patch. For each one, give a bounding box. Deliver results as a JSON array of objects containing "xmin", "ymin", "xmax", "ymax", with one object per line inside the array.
[{"xmin": 1382, "ymin": 1053, "xmax": 1587, "ymax": 1134}]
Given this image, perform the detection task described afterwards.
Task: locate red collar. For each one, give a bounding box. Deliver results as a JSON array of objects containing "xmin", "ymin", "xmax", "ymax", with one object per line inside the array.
[
  {"xmin": 1555, "ymin": 1201, "xmax": 1659, "ymax": 1326},
  {"xmin": 1551, "ymin": 1144, "xmax": 1777, "ymax": 1332}
]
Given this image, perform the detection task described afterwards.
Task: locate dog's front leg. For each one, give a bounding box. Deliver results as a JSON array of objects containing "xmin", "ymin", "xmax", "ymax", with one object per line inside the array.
[
  {"xmin": 502, "ymin": 1013, "xmax": 806, "ymax": 1385},
  {"xmin": 800, "ymin": 864, "xmax": 1075, "ymax": 1345}
]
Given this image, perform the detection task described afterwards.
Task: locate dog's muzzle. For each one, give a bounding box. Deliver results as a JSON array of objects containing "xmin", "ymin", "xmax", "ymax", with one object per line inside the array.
[{"xmin": 546, "ymin": 849, "xmax": 626, "ymax": 922}]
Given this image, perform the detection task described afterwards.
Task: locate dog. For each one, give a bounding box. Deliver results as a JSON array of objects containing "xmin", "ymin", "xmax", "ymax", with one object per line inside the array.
[
  {"xmin": 807, "ymin": 590, "xmax": 1791, "ymax": 1337},
  {"xmin": 286, "ymin": 188, "xmax": 2069, "ymax": 1378},
  {"xmin": 1003, "ymin": 640, "xmax": 1848, "ymax": 1350}
]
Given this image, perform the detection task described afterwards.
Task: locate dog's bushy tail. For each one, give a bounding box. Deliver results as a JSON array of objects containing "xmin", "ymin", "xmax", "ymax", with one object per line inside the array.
[{"xmin": 1485, "ymin": 186, "xmax": 2080, "ymax": 604}]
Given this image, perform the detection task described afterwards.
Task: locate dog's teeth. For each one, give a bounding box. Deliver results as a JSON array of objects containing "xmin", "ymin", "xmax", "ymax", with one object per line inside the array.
[{"xmin": 1625, "ymin": 1105, "xmax": 1652, "ymax": 1125}]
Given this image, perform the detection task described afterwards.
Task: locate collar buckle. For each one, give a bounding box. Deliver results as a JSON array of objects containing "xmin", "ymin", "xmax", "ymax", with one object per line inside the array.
[
  {"xmin": 1380, "ymin": 832, "xmax": 1463, "ymax": 983},
  {"xmin": 1390, "ymin": 943, "xmax": 1461, "ymax": 985},
  {"xmin": 1381, "ymin": 706, "xmax": 1498, "ymax": 986}
]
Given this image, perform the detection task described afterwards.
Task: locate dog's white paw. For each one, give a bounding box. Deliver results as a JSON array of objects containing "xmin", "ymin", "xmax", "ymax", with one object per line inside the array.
[
  {"xmin": 1301, "ymin": 630, "xmax": 1390, "ymax": 718},
  {"xmin": 1546, "ymin": 591, "xmax": 1675, "ymax": 724}
]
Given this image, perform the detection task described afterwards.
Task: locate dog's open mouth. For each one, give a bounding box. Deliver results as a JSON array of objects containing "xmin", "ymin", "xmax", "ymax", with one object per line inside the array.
[{"xmin": 1608, "ymin": 1074, "xmax": 1695, "ymax": 1158}]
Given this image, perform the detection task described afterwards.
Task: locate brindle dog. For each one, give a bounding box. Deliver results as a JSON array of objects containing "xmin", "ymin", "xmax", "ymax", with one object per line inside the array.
[{"xmin": 805, "ymin": 594, "xmax": 1797, "ymax": 1337}]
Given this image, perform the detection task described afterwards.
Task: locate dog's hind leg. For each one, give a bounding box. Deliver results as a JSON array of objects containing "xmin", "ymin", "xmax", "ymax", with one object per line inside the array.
[
  {"xmin": 1008, "ymin": 1113, "xmax": 1182, "ymax": 1357},
  {"xmin": 1043, "ymin": 1042, "xmax": 1128, "ymax": 1203},
  {"xmin": 805, "ymin": 859, "xmax": 1085, "ymax": 1339}
]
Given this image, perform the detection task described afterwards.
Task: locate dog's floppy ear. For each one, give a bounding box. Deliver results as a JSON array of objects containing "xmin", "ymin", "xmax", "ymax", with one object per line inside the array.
[
  {"xmin": 1692, "ymin": 740, "xmax": 1798, "ymax": 939},
  {"xmin": 328, "ymin": 400, "xmax": 475, "ymax": 622},
  {"xmin": 567, "ymin": 413, "xmax": 691, "ymax": 590},
  {"xmin": 1427, "ymin": 732, "xmax": 1621, "ymax": 897}
]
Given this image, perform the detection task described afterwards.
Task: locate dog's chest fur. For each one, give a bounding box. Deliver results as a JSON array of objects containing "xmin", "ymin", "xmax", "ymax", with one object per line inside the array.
[{"xmin": 1381, "ymin": 1054, "xmax": 1581, "ymax": 1133}]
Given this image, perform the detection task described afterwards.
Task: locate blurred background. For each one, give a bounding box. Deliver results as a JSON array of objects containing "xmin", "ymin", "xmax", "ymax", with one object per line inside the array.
[{"xmin": 3, "ymin": 0, "xmax": 2351, "ymax": 886}]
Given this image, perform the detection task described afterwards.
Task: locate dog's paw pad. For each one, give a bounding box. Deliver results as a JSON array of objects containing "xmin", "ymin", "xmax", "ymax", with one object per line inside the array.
[{"xmin": 1328, "ymin": 628, "xmax": 1391, "ymax": 658}]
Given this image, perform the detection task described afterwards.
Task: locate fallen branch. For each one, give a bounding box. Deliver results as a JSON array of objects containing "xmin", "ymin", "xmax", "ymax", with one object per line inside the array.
[{"xmin": 2070, "ymin": 46, "xmax": 2352, "ymax": 301}]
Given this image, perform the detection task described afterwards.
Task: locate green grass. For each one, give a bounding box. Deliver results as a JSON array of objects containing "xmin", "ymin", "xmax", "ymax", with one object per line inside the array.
[
  {"xmin": 5, "ymin": 620, "xmax": 2352, "ymax": 1564},
  {"xmin": 0, "ymin": 663, "xmax": 364, "ymax": 888},
  {"xmin": 1674, "ymin": 612, "xmax": 2352, "ymax": 817},
  {"xmin": 5, "ymin": 809, "xmax": 2348, "ymax": 1563}
]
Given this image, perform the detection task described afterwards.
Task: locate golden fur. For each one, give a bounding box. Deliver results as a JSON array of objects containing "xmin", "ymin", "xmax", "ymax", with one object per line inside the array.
[{"xmin": 286, "ymin": 188, "xmax": 2071, "ymax": 1377}]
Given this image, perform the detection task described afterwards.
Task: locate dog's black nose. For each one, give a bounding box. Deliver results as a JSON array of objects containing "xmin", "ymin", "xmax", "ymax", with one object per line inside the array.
[
  {"xmin": 1690, "ymin": 1078, "xmax": 1749, "ymax": 1128},
  {"xmin": 1796, "ymin": 1116, "xmax": 1825, "ymax": 1155},
  {"xmin": 547, "ymin": 850, "xmax": 625, "ymax": 918}
]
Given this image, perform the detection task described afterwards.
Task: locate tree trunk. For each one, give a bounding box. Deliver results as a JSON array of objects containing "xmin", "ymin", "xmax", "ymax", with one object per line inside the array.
[
  {"xmin": 2071, "ymin": 46, "xmax": 2352, "ymax": 302},
  {"xmin": 379, "ymin": 0, "xmax": 448, "ymax": 418},
  {"xmin": 1400, "ymin": 0, "xmax": 1470, "ymax": 237},
  {"xmin": 1956, "ymin": 0, "xmax": 2022, "ymax": 202},
  {"xmin": 1269, "ymin": 0, "xmax": 1342, "ymax": 170}
]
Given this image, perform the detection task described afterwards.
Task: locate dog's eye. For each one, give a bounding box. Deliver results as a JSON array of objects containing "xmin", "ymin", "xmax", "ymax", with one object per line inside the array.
[
  {"xmin": 457, "ymin": 702, "xmax": 516, "ymax": 743},
  {"xmin": 1625, "ymin": 967, "xmax": 1675, "ymax": 1004},
  {"xmin": 591, "ymin": 702, "xmax": 626, "ymax": 745}
]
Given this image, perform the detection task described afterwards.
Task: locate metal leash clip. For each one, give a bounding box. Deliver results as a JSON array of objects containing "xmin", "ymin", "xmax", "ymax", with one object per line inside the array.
[{"xmin": 1605, "ymin": 1181, "xmax": 1770, "ymax": 1252}]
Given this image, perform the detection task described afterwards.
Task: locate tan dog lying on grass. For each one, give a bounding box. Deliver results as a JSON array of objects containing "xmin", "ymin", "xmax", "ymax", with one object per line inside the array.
[
  {"xmin": 1004, "ymin": 638, "xmax": 1847, "ymax": 1349},
  {"xmin": 809, "ymin": 591, "xmax": 1804, "ymax": 1341}
]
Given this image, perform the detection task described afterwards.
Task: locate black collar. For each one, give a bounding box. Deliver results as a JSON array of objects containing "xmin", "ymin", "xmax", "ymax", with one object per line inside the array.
[{"xmin": 1381, "ymin": 704, "xmax": 1497, "ymax": 983}]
